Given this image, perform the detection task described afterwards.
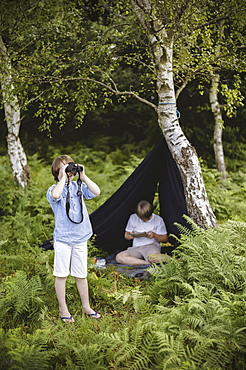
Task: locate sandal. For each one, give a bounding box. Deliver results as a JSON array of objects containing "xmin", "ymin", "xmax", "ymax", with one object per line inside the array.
[
  {"xmin": 60, "ymin": 315, "xmax": 74, "ymax": 323},
  {"xmin": 87, "ymin": 311, "xmax": 102, "ymax": 319}
]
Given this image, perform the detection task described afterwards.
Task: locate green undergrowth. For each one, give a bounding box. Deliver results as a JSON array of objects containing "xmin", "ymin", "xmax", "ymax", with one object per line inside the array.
[
  {"xmin": 0, "ymin": 150, "xmax": 246, "ymax": 369},
  {"xmin": 1, "ymin": 219, "xmax": 246, "ymax": 369},
  {"xmin": 201, "ymin": 163, "xmax": 246, "ymax": 222}
]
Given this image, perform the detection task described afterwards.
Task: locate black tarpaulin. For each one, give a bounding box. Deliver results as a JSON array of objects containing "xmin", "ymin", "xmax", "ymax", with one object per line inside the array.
[{"xmin": 90, "ymin": 139, "xmax": 189, "ymax": 254}]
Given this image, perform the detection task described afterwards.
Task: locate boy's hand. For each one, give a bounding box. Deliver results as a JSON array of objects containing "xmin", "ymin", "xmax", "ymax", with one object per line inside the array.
[
  {"xmin": 77, "ymin": 165, "xmax": 101, "ymax": 196},
  {"xmin": 78, "ymin": 164, "xmax": 85, "ymax": 179},
  {"xmin": 59, "ymin": 164, "xmax": 68, "ymax": 179},
  {"xmin": 147, "ymin": 231, "xmax": 155, "ymax": 239},
  {"xmin": 52, "ymin": 164, "xmax": 69, "ymax": 199},
  {"xmin": 147, "ymin": 231, "xmax": 168, "ymax": 243},
  {"xmin": 124, "ymin": 231, "xmax": 135, "ymax": 240}
]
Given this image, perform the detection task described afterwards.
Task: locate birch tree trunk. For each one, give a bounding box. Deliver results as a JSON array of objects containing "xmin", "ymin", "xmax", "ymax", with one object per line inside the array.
[
  {"xmin": 132, "ymin": 1, "xmax": 217, "ymax": 228},
  {"xmin": 0, "ymin": 36, "xmax": 30, "ymax": 188},
  {"xmin": 209, "ymin": 73, "xmax": 227, "ymax": 180}
]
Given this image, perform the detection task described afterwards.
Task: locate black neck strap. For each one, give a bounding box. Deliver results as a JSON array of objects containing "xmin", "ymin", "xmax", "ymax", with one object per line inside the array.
[{"xmin": 65, "ymin": 172, "xmax": 84, "ymax": 224}]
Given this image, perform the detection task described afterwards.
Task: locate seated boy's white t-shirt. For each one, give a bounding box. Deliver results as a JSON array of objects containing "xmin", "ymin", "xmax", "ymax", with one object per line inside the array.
[{"xmin": 125, "ymin": 213, "xmax": 167, "ymax": 248}]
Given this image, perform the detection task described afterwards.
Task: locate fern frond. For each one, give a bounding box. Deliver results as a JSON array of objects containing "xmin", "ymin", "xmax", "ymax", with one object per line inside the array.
[
  {"xmin": 72, "ymin": 344, "xmax": 107, "ymax": 370},
  {"xmin": 120, "ymin": 287, "xmax": 153, "ymax": 313},
  {"xmin": 9, "ymin": 344, "xmax": 53, "ymax": 370},
  {"xmin": 175, "ymin": 214, "xmax": 203, "ymax": 237},
  {"xmin": 0, "ymin": 270, "xmax": 44, "ymax": 328},
  {"xmin": 98, "ymin": 322, "xmax": 165, "ymax": 369}
]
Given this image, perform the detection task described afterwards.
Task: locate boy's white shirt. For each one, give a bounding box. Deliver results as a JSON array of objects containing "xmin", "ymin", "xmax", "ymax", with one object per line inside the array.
[{"xmin": 125, "ymin": 213, "xmax": 167, "ymax": 248}]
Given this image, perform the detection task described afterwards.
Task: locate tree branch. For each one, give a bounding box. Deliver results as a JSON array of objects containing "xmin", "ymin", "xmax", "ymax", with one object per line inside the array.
[
  {"xmin": 175, "ymin": 78, "xmax": 189, "ymax": 100},
  {"xmin": 175, "ymin": 13, "xmax": 230, "ymax": 40},
  {"xmin": 101, "ymin": 22, "xmax": 130, "ymax": 37},
  {"xmin": 192, "ymin": 13, "xmax": 230, "ymax": 32},
  {"xmin": 69, "ymin": 76, "xmax": 157, "ymax": 111},
  {"xmin": 27, "ymin": 90, "xmax": 46, "ymax": 104},
  {"xmin": 173, "ymin": 0, "xmax": 193, "ymax": 29},
  {"xmin": 20, "ymin": 74, "xmax": 158, "ymax": 111}
]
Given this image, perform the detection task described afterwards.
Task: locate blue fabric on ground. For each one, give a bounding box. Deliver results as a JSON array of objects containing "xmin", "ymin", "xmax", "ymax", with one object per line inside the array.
[{"xmin": 104, "ymin": 252, "xmax": 150, "ymax": 278}]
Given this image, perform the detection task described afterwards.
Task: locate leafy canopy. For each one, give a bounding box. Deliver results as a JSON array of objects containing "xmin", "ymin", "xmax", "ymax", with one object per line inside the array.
[{"xmin": 1, "ymin": 0, "xmax": 245, "ymax": 134}]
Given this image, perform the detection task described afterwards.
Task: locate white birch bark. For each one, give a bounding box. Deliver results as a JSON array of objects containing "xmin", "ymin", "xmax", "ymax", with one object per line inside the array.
[
  {"xmin": 209, "ymin": 73, "xmax": 226, "ymax": 180},
  {"xmin": 132, "ymin": 1, "xmax": 217, "ymax": 228},
  {"xmin": 0, "ymin": 35, "xmax": 30, "ymax": 188}
]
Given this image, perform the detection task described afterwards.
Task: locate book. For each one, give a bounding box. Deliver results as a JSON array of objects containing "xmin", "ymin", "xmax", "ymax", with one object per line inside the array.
[{"xmin": 129, "ymin": 232, "xmax": 148, "ymax": 237}]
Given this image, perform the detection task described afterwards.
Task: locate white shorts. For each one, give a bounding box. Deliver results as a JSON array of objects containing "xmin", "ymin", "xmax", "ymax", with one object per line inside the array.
[{"xmin": 53, "ymin": 240, "xmax": 87, "ymax": 278}]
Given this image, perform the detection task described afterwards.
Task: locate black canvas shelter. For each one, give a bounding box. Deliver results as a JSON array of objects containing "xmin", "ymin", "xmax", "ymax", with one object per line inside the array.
[{"xmin": 90, "ymin": 139, "xmax": 189, "ymax": 255}]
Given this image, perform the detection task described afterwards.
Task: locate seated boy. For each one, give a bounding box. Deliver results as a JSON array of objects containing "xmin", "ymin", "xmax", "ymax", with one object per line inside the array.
[{"xmin": 116, "ymin": 200, "xmax": 168, "ymax": 265}]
